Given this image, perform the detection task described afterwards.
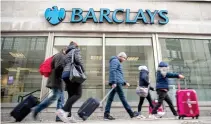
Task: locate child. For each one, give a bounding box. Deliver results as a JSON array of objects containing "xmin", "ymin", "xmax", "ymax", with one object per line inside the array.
[
  {"xmin": 149, "ymin": 62, "xmax": 184, "ymax": 119},
  {"xmin": 137, "ymin": 66, "xmax": 155, "ymax": 119}
]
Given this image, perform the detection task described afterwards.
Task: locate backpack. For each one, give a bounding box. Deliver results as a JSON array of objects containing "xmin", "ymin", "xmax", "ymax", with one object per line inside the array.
[{"xmin": 39, "ymin": 56, "xmax": 53, "ymax": 77}]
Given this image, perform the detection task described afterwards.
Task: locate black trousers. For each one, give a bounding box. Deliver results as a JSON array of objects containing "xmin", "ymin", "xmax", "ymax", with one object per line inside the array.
[
  {"xmin": 152, "ymin": 90, "xmax": 177, "ymax": 116},
  {"xmin": 63, "ymin": 79, "xmax": 82, "ymax": 117},
  {"xmin": 138, "ymin": 92, "xmax": 154, "ymax": 112}
]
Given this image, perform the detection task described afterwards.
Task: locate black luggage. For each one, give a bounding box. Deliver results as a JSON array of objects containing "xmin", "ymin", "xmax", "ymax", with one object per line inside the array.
[
  {"xmin": 10, "ymin": 95, "xmax": 39, "ymax": 122},
  {"xmin": 78, "ymin": 88, "xmax": 114, "ymax": 121}
]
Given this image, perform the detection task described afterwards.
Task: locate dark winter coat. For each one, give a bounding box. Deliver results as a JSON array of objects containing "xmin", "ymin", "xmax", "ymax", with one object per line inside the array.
[
  {"xmin": 46, "ymin": 52, "xmax": 65, "ymax": 90},
  {"xmin": 139, "ymin": 70, "xmax": 154, "ymax": 91},
  {"xmin": 109, "ymin": 56, "xmax": 126, "ymax": 85},
  {"xmin": 156, "ymin": 70, "xmax": 179, "ymax": 90},
  {"xmin": 62, "ymin": 43, "xmax": 85, "ymax": 79}
]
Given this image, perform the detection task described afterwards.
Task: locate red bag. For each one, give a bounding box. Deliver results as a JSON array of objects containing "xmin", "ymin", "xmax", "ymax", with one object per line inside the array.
[
  {"xmin": 149, "ymin": 100, "xmax": 165, "ymax": 116},
  {"xmin": 176, "ymin": 82, "xmax": 200, "ymax": 119},
  {"xmin": 39, "ymin": 56, "xmax": 53, "ymax": 77}
]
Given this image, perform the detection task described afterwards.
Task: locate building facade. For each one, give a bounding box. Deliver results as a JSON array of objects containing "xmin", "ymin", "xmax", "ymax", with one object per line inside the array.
[{"xmin": 1, "ymin": 0, "xmax": 211, "ymax": 109}]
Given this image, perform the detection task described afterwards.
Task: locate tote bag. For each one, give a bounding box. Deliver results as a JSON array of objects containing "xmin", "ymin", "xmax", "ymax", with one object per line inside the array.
[{"xmin": 69, "ymin": 49, "xmax": 87, "ymax": 84}]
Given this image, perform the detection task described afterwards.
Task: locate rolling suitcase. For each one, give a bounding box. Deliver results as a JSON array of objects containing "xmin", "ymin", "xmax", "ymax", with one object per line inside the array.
[
  {"xmin": 10, "ymin": 95, "xmax": 39, "ymax": 122},
  {"xmin": 78, "ymin": 88, "xmax": 114, "ymax": 121},
  {"xmin": 176, "ymin": 81, "xmax": 200, "ymax": 119}
]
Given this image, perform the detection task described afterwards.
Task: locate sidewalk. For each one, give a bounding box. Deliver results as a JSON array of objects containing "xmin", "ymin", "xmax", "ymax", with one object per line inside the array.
[{"xmin": 2, "ymin": 117, "xmax": 211, "ymax": 124}]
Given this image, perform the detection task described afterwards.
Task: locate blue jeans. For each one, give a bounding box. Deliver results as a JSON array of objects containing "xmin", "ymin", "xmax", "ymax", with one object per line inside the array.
[
  {"xmin": 105, "ymin": 84, "xmax": 133, "ymax": 116},
  {"xmin": 34, "ymin": 88, "xmax": 64, "ymax": 116},
  {"xmin": 56, "ymin": 91, "xmax": 64, "ymax": 121}
]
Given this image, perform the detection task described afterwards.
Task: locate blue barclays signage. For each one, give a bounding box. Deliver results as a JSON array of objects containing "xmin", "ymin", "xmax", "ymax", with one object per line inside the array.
[{"xmin": 45, "ymin": 6, "xmax": 169, "ymax": 25}]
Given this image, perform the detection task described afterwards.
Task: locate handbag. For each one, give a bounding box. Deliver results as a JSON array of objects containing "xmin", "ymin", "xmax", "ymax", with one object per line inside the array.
[
  {"xmin": 136, "ymin": 86, "xmax": 149, "ymax": 97},
  {"xmin": 69, "ymin": 49, "xmax": 87, "ymax": 84}
]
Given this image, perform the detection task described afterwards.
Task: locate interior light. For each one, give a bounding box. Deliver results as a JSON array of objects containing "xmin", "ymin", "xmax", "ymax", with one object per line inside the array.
[
  {"xmin": 9, "ymin": 52, "xmax": 26, "ymax": 58},
  {"xmin": 90, "ymin": 56, "xmax": 102, "ymax": 60},
  {"xmin": 127, "ymin": 57, "xmax": 139, "ymax": 61}
]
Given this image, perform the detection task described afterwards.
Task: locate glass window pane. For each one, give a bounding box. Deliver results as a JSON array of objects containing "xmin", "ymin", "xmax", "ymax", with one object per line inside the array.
[
  {"xmin": 1, "ymin": 38, "xmax": 4, "ymax": 48},
  {"xmin": 159, "ymin": 38, "xmax": 211, "ymax": 102},
  {"xmin": 30, "ymin": 38, "xmax": 36, "ymax": 50},
  {"xmin": 105, "ymin": 38, "xmax": 155, "ymax": 102},
  {"xmin": 1, "ymin": 37, "xmax": 47, "ymax": 103},
  {"xmin": 36, "ymin": 38, "xmax": 46, "ymax": 50},
  {"xmin": 3, "ymin": 38, "xmax": 13, "ymax": 50},
  {"xmin": 54, "ymin": 37, "xmax": 103, "ymax": 103}
]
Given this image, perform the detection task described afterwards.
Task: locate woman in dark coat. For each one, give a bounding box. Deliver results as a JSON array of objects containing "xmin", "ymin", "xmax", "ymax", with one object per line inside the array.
[
  {"xmin": 56, "ymin": 41, "xmax": 85, "ymax": 123},
  {"xmin": 137, "ymin": 65, "xmax": 154, "ymax": 119}
]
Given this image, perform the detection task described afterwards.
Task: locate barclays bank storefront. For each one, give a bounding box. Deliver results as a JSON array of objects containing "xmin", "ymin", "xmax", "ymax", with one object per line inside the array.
[{"xmin": 1, "ymin": 0, "xmax": 211, "ymax": 115}]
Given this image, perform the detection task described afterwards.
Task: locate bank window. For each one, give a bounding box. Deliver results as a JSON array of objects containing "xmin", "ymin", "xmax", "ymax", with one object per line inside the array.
[
  {"xmin": 159, "ymin": 38, "xmax": 211, "ymax": 101},
  {"xmin": 30, "ymin": 38, "xmax": 36, "ymax": 50},
  {"xmin": 1, "ymin": 38, "xmax": 4, "ymax": 48},
  {"xmin": 105, "ymin": 37, "xmax": 155, "ymax": 102},
  {"xmin": 36, "ymin": 38, "xmax": 46, "ymax": 50},
  {"xmin": 13, "ymin": 39, "xmax": 19, "ymax": 50},
  {"xmin": 1, "ymin": 36, "xmax": 47, "ymax": 103},
  {"xmin": 3, "ymin": 38, "xmax": 13, "ymax": 50}
]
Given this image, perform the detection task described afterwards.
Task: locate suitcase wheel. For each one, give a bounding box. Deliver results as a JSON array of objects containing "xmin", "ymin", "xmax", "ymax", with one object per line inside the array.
[
  {"xmin": 178, "ymin": 116, "xmax": 184, "ymax": 120},
  {"xmin": 196, "ymin": 116, "xmax": 199, "ymax": 119},
  {"xmin": 192, "ymin": 117, "xmax": 194, "ymax": 119}
]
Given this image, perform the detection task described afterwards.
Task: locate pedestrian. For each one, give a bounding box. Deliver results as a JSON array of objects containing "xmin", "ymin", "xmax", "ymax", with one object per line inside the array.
[
  {"xmin": 56, "ymin": 41, "xmax": 85, "ymax": 123},
  {"xmin": 137, "ymin": 65, "xmax": 155, "ymax": 119},
  {"xmin": 149, "ymin": 62, "xmax": 185, "ymax": 119},
  {"xmin": 104, "ymin": 52, "xmax": 139, "ymax": 120},
  {"xmin": 32, "ymin": 48, "xmax": 66, "ymax": 121}
]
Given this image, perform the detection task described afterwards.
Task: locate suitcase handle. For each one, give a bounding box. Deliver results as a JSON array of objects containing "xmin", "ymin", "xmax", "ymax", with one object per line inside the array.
[
  {"xmin": 100, "ymin": 87, "xmax": 115, "ymax": 105},
  {"xmin": 177, "ymin": 78, "xmax": 186, "ymax": 90}
]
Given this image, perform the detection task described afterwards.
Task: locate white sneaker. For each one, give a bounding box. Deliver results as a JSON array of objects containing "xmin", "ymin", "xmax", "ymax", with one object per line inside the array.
[
  {"xmin": 55, "ymin": 109, "xmax": 69, "ymax": 123},
  {"xmin": 157, "ymin": 112, "xmax": 165, "ymax": 118},
  {"xmin": 67, "ymin": 116, "xmax": 77, "ymax": 123},
  {"xmin": 137, "ymin": 115, "xmax": 146, "ymax": 119},
  {"xmin": 148, "ymin": 114, "xmax": 158, "ymax": 120},
  {"xmin": 175, "ymin": 116, "xmax": 179, "ymax": 120}
]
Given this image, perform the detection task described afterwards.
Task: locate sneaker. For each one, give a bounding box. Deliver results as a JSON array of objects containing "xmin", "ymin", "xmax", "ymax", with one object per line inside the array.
[
  {"xmin": 55, "ymin": 109, "xmax": 69, "ymax": 123},
  {"xmin": 56, "ymin": 116, "xmax": 62, "ymax": 122},
  {"xmin": 149, "ymin": 114, "xmax": 158, "ymax": 120},
  {"xmin": 137, "ymin": 115, "xmax": 146, "ymax": 119},
  {"xmin": 104, "ymin": 113, "xmax": 115, "ymax": 120},
  {"xmin": 130, "ymin": 111, "xmax": 139, "ymax": 118},
  {"xmin": 175, "ymin": 116, "xmax": 179, "ymax": 120},
  {"xmin": 157, "ymin": 112, "xmax": 165, "ymax": 118},
  {"xmin": 67, "ymin": 116, "xmax": 77, "ymax": 123}
]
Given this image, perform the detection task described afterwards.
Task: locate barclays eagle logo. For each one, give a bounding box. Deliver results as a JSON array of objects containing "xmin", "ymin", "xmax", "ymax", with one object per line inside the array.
[{"xmin": 45, "ymin": 6, "xmax": 66, "ymax": 25}]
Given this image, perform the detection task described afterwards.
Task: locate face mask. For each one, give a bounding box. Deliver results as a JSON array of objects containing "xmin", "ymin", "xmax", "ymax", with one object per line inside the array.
[{"xmin": 160, "ymin": 67, "xmax": 168, "ymax": 77}]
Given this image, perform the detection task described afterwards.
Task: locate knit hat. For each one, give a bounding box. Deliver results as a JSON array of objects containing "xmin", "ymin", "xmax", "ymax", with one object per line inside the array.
[
  {"xmin": 117, "ymin": 52, "xmax": 127, "ymax": 59},
  {"xmin": 138, "ymin": 66, "xmax": 148, "ymax": 71},
  {"xmin": 159, "ymin": 62, "xmax": 168, "ymax": 67}
]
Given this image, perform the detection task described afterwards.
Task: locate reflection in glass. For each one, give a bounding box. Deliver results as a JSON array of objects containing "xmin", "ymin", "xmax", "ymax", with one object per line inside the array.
[
  {"xmin": 105, "ymin": 38, "xmax": 155, "ymax": 102},
  {"xmin": 159, "ymin": 38, "xmax": 211, "ymax": 101},
  {"xmin": 1, "ymin": 37, "xmax": 47, "ymax": 103}
]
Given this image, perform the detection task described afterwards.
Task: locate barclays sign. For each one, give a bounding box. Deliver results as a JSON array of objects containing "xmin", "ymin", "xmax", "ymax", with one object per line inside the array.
[{"xmin": 45, "ymin": 6, "xmax": 169, "ymax": 25}]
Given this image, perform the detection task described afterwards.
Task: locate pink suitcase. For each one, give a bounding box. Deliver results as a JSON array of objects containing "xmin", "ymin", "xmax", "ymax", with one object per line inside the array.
[{"xmin": 176, "ymin": 82, "xmax": 200, "ymax": 119}]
